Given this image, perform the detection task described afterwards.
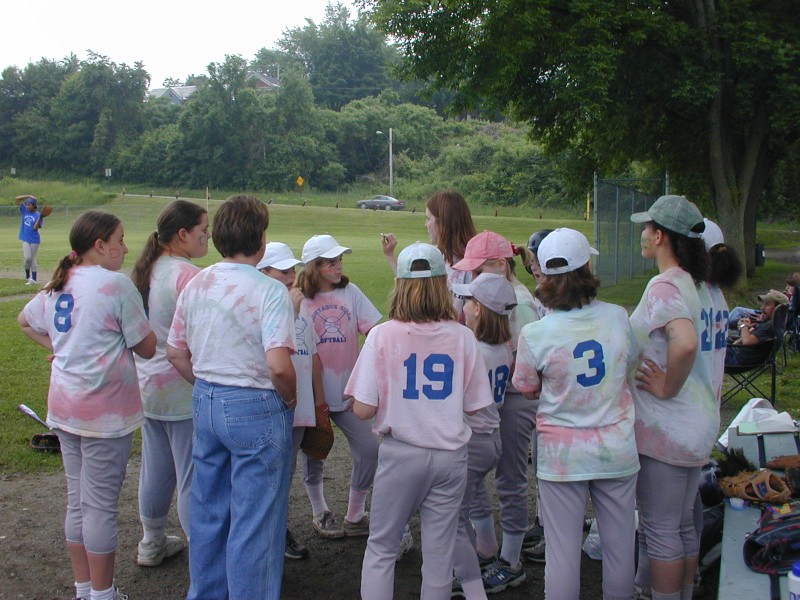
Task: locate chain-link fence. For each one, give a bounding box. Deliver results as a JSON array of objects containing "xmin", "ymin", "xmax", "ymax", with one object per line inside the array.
[{"xmin": 593, "ymin": 176, "xmax": 666, "ymax": 286}]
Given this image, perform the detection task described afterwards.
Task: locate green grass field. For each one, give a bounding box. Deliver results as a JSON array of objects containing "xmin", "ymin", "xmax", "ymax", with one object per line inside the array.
[{"xmin": 1, "ymin": 182, "xmax": 798, "ymax": 473}]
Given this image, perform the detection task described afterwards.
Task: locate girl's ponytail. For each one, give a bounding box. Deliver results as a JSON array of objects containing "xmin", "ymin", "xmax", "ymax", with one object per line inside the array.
[
  {"xmin": 45, "ymin": 251, "xmax": 81, "ymax": 293},
  {"xmin": 131, "ymin": 231, "xmax": 162, "ymax": 313}
]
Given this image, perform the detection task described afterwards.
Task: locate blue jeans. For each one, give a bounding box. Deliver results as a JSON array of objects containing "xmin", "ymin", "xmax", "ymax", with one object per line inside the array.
[{"xmin": 187, "ymin": 380, "xmax": 294, "ymax": 600}]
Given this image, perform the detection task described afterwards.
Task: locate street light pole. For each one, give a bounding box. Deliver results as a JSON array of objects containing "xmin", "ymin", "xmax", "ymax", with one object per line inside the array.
[{"xmin": 376, "ymin": 128, "xmax": 394, "ymax": 198}]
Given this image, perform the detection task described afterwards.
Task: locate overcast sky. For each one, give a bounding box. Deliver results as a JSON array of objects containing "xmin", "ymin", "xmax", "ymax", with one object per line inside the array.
[{"xmin": 3, "ymin": 0, "xmax": 357, "ymax": 88}]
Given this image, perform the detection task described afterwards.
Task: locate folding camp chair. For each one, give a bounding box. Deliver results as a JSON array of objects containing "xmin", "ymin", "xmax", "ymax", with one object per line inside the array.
[{"xmin": 722, "ymin": 304, "xmax": 789, "ymax": 407}]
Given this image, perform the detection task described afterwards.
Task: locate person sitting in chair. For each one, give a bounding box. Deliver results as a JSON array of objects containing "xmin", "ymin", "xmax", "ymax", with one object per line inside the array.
[{"xmin": 725, "ymin": 290, "xmax": 789, "ymax": 367}]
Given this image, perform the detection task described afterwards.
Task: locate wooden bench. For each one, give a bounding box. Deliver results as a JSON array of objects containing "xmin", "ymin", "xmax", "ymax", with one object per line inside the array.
[{"xmin": 718, "ymin": 427, "xmax": 800, "ymax": 600}]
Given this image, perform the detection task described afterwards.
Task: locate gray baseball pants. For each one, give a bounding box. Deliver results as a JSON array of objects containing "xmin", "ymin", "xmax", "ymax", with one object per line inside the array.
[
  {"xmin": 361, "ymin": 436, "xmax": 467, "ymax": 600},
  {"xmin": 539, "ymin": 474, "xmax": 637, "ymax": 600},
  {"xmin": 139, "ymin": 417, "xmax": 193, "ymax": 537},
  {"xmin": 57, "ymin": 430, "xmax": 132, "ymax": 554}
]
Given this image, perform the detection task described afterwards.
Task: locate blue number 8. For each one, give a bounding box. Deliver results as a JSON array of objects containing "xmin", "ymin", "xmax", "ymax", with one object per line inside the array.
[
  {"xmin": 573, "ymin": 340, "xmax": 606, "ymax": 387},
  {"xmin": 54, "ymin": 293, "xmax": 75, "ymax": 333},
  {"xmin": 489, "ymin": 365, "xmax": 510, "ymax": 404}
]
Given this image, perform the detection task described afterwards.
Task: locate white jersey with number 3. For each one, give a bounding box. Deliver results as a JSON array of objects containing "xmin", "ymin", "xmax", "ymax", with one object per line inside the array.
[{"xmin": 513, "ymin": 300, "xmax": 640, "ymax": 482}]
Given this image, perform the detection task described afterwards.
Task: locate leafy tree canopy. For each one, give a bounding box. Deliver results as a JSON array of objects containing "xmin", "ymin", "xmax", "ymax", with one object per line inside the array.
[
  {"xmin": 365, "ymin": 0, "xmax": 800, "ymax": 277},
  {"xmin": 279, "ymin": 2, "xmax": 393, "ymax": 109}
]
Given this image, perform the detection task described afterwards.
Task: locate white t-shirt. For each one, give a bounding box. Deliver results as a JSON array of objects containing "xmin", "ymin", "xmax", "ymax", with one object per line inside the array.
[
  {"xmin": 23, "ymin": 266, "xmax": 152, "ymax": 437},
  {"xmin": 513, "ymin": 300, "xmax": 640, "ymax": 482},
  {"xmin": 506, "ymin": 280, "xmax": 540, "ymax": 396},
  {"xmin": 703, "ymin": 283, "xmax": 730, "ymax": 402},
  {"xmin": 168, "ymin": 262, "xmax": 295, "ymax": 389},
  {"xmin": 447, "ymin": 262, "xmax": 472, "ymax": 317},
  {"xmin": 509, "ymin": 280, "xmax": 539, "ymax": 352},
  {"xmin": 135, "ymin": 256, "xmax": 200, "ymax": 420},
  {"xmin": 292, "ymin": 302, "xmax": 320, "ymax": 428},
  {"xmin": 467, "ymin": 340, "xmax": 513, "ymax": 434},
  {"xmin": 629, "ymin": 267, "xmax": 719, "ymax": 467},
  {"xmin": 345, "ymin": 320, "xmax": 493, "ymax": 450},
  {"xmin": 302, "ymin": 284, "xmax": 382, "ymax": 412}
]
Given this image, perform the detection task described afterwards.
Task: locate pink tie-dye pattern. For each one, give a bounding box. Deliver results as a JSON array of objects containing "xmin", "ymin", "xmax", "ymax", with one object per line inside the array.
[
  {"xmin": 97, "ymin": 281, "xmax": 119, "ymax": 297},
  {"xmin": 514, "ymin": 301, "xmax": 639, "ymax": 482},
  {"xmin": 22, "ymin": 266, "xmax": 149, "ymax": 437},
  {"xmin": 629, "ymin": 267, "xmax": 720, "ymax": 466}
]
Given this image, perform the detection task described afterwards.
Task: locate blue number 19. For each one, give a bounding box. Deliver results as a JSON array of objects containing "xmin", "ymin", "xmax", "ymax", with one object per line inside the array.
[{"xmin": 402, "ymin": 353, "xmax": 454, "ymax": 400}]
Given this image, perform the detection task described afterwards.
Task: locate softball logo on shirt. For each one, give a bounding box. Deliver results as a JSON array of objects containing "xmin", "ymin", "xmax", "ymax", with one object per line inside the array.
[
  {"xmin": 312, "ymin": 304, "xmax": 352, "ymax": 344},
  {"xmin": 295, "ymin": 316, "xmax": 311, "ymax": 355}
]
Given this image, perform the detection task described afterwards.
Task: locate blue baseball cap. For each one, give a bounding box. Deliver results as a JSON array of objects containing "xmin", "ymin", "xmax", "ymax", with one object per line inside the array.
[{"xmin": 396, "ymin": 242, "xmax": 447, "ymax": 279}]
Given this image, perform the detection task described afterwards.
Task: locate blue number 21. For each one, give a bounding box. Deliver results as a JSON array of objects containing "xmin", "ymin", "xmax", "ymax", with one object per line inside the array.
[
  {"xmin": 573, "ymin": 340, "xmax": 606, "ymax": 387},
  {"xmin": 402, "ymin": 353, "xmax": 454, "ymax": 400}
]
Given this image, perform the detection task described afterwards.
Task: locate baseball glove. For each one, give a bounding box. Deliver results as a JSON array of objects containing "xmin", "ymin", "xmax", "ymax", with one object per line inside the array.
[
  {"xmin": 719, "ymin": 469, "xmax": 791, "ymax": 504},
  {"xmin": 40, "ymin": 205, "xmax": 53, "ymax": 217},
  {"xmin": 30, "ymin": 432, "xmax": 60, "ymax": 453},
  {"xmin": 301, "ymin": 404, "xmax": 334, "ymax": 460},
  {"xmin": 766, "ymin": 455, "xmax": 800, "ymax": 470},
  {"xmin": 785, "ymin": 468, "xmax": 800, "ymax": 497}
]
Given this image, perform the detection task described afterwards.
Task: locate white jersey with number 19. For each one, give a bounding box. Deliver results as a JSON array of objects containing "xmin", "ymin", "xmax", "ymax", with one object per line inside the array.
[{"xmin": 345, "ymin": 320, "xmax": 493, "ymax": 450}]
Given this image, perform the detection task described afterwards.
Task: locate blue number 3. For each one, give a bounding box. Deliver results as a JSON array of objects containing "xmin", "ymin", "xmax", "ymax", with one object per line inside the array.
[
  {"xmin": 402, "ymin": 353, "xmax": 454, "ymax": 400},
  {"xmin": 573, "ymin": 340, "xmax": 606, "ymax": 387},
  {"xmin": 54, "ymin": 293, "xmax": 75, "ymax": 333}
]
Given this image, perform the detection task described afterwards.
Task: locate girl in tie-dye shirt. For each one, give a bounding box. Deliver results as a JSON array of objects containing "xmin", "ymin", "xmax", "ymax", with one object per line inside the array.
[
  {"xmin": 18, "ymin": 211, "xmax": 156, "ymax": 600},
  {"xmin": 512, "ymin": 228, "xmax": 639, "ymax": 600},
  {"xmin": 629, "ymin": 195, "xmax": 717, "ymax": 600},
  {"xmin": 130, "ymin": 200, "xmax": 209, "ymax": 567},
  {"xmin": 296, "ymin": 234, "xmax": 382, "ymax": 539}
]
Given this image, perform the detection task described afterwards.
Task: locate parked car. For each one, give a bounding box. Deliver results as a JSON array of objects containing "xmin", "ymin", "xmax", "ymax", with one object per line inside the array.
[{"xmin": 357, "ymin": 195, "xmax": 406, "ymax": 211}]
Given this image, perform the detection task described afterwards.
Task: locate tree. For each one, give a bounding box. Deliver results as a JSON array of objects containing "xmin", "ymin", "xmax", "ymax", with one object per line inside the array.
[
  {"xmin": 366, "ymin": 0, "xmax": 800, "ymax": 279},
  {"xmin": 0, "ymin": 58, "xmax": 79, "ymax": 165},
  {"xmin": 250, "ymin": 48, "xmax": 302, "ymax": 80},
  {"xmin": 46, "ymin": 53, "xmax": 149, "ymax": 174},
  {"xmin": 279, "ymin": 2, "xmax": 392, "ymax": 109}
]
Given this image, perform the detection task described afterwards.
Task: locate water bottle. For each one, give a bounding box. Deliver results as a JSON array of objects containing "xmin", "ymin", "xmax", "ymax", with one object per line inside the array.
[{"xmin": 789, "ymin": 560, "xmax": 800, "ymax": 600}]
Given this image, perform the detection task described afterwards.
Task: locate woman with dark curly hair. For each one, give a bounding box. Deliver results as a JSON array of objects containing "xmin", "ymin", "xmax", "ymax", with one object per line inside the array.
[{"xmin": 629, "ymin": 195, "xmax": 718, "ymax": 600}]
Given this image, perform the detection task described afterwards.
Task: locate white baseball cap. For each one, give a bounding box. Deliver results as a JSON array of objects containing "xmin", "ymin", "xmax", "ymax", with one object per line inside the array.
[
  {"xmin": 537, "ymin": 228, "xmax": 599, "ymax": 275},
  {"xmin": 301, "ymin": 235, "xmax": 352, "ymax": 264},
  {"xmin": 396, "ymin": 242, "xmax": 447, "ymax": 279},
  {"xmin": 257, "ymin": 242, "xmax": 303, "ymax": 271},
  {"xmin": 452, "ymin": 272, "xmax": 517, "ymax": 316},
  {"xmin": 700, "ymin": 218, "xmax": 725, "ymax": 251}
]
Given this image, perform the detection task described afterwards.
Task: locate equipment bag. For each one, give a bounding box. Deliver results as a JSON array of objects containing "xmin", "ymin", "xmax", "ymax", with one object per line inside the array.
[{"xmin": 743, "ymin": 503, "xmax": 800, "ymax": 574}]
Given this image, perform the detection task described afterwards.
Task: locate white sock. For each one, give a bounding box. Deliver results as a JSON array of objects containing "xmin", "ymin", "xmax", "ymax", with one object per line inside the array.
[
  {"xmin": 346, "ymin": 488, "xmax": 368, "ymax": 522},
  {"xmin": 305, "ymin": 482, "xmax": 329, "ymax": 516},
  {"xmin": 500, "ymin": 532, "xmax": 524, "ymax": 566},
  {"xmin": 75, "ymin": 581, "xmax": 91, "ymax": 599},
  {"xmin": 471, "ymin": 516, "xmax": 498, "ymax": 558},
  {"xmin": 140, "ymin": 515, "xmax": 167, "ymax": 544},
  {"xmin": 652, "ymin": 591, "xmax": 681, "ymax": 600},
  {"xmin": 91, "ymin": 586, "xmax": 114, "ymax": 600},
  {"xmin": 680, "ymin": 583, "xmax": 694, "ymax": 600},
  {"xmin": 461, "ymin": 578, "xmax": 488, "ymax": 599}
]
